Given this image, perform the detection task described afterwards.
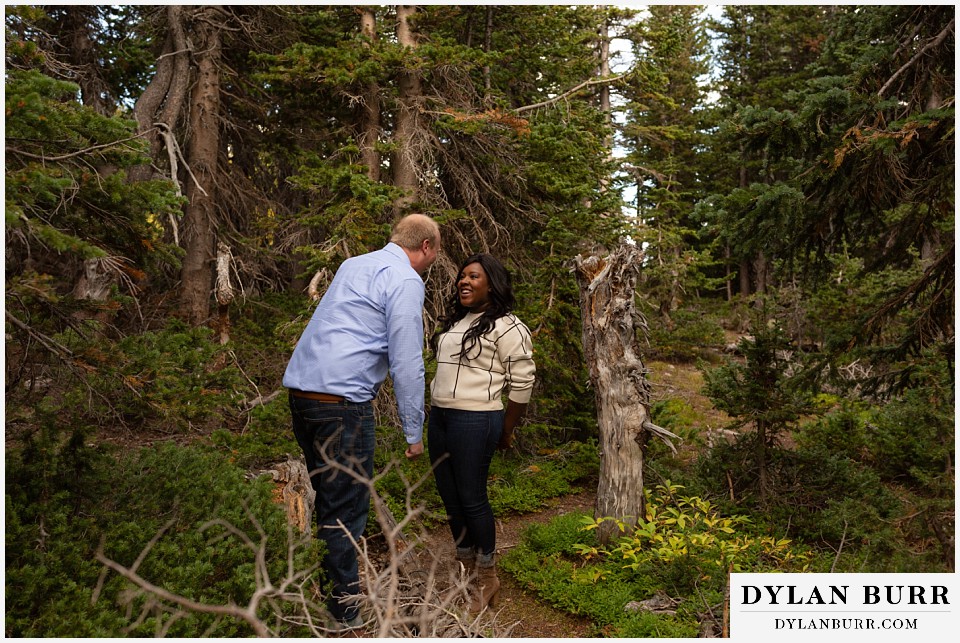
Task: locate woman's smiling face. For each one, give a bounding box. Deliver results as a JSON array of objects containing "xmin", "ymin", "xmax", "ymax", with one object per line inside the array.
[{"xmin": 457, "ymin": 261, "xmax": 490, "ymax": 311}]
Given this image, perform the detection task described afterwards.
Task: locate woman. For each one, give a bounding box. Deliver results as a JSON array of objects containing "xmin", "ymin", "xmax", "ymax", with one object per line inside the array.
[{"xmin": 428, "ymin": 253, "xmax": 536, "ymax": 612}]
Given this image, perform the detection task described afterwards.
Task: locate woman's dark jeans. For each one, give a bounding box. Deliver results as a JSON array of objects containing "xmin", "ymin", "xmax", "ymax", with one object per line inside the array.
[
  {"xmin": 290, "ymin": 394, "xmax": 375, "ymax": 623},
  {"xmin": 428, "ymin": 406, "xmax": 503, "ymax": 557}
]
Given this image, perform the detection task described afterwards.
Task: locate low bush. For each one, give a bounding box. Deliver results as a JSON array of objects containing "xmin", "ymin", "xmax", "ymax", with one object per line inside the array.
[
  {"xmin": 5, "ymin": 440, "xmax": 322, "ymax": 637},
  {"xmin": 647, "ymin": 308, "xmax": 726, "ymax": 363},
  {"xmin": 504, "ymin": 482, "xmax": 816, "ymax": 637}
]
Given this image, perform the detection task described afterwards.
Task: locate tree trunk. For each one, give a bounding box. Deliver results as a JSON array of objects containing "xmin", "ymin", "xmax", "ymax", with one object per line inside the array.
[
  {"xmin": 393, "ymin": 5, "xmax": 422, "ymax": 216},
  {"xmin": 753, "ymin": 250, "xmax": 770, "ymax": 295},
  {"xmin": 180, "ymin": 12, "xmax": 222, "ymax": 325},
  {"xmin": 130, "ymin": 5, "xmax": 191, "ymax": 185},
  {"xmin": 215, "ymin": 242, "xmax": 234, "ymax": 344},
  {"xmin": 739, "ymin": 257, "xmax": 751, "ymax": 297},
  {"xmin": 598, "ymin": 13, "xmax": 612, "ymax": 136},
  {"xmin": 575, "ymin": 244, "xmax": 653, "ymax": 545},
  {"xmin": 359, "ymin": 7, "xmax": 381, "ymax": 182},
  {"xmin": 482, "ymin": 6, "xmax": 494, "ymax": 101}
]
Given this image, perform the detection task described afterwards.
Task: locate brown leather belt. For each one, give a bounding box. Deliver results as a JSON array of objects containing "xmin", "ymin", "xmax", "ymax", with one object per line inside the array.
[{"xmin": 288, "ymin": 389, "xmax": 345, "ymax": 403}]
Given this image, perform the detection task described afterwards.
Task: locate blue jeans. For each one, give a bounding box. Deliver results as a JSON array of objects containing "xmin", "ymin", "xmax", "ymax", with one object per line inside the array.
[
  {"xmin": 428, "ymin": 406, "xmax": 502, "ymax": 557},
  {"xmin": 290, "ymin": 394, "xmax": 375, "ymax": 623}
]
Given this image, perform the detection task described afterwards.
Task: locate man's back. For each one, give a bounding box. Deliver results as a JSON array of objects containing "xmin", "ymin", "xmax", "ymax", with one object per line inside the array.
[{"xmin": 283, "ymin": 243, "xmax": 427, "ymax": 439}]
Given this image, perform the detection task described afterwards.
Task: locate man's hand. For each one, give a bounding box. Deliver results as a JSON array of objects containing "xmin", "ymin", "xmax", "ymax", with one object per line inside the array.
[{"xmin": 405, "ymin": 440, "xmax": 424, "ymax": 460}]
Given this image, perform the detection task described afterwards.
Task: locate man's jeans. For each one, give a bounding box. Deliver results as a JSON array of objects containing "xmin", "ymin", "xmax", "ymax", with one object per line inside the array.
[
  {"xmin": 428, "ymin": 406, "xmax": 502, "ymax": 557},
  {"xmin": 290, "ymin": 394, "xmax": 375, "ymax": 623}
]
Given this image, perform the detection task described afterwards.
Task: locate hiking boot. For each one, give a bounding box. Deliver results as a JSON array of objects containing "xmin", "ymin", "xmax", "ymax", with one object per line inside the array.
[{"xmin": 469, "ymin": 559, "xmax": 500, "ymax": 613}]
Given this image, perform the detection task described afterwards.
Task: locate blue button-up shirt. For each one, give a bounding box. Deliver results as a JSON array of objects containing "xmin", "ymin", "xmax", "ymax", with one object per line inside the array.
[{"xmin": 283, "ymin": 243, "xmax": 426, "ymax": 444}]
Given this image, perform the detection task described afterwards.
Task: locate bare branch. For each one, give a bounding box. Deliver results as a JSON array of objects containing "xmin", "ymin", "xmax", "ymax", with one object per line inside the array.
[
  {"xmin": 878, "ymin": 18, "xmax": 955, "ymax": 98},
  {"xmin": 95, "ymin": 546, "xmax": 272, "ymax": 637},
  {"xmin": 5, "ymin": 310, "xmax": 74, "ymax": 359},
  {"xmin": 515, "ymin": 71, "xmax": 632, "ymax": 114},
  {"xmin": 6, "ymin": 130, "xmax": 153, "ymax": 163},
  {"xmin": 92, "ymin": 443, "xmax": 517, "ymax": 637}
]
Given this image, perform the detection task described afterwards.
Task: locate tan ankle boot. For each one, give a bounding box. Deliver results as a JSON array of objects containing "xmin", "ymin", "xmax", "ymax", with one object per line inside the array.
[{"xmin": 469, "ymin": 563, "xmax": 500, "ymax": 613}]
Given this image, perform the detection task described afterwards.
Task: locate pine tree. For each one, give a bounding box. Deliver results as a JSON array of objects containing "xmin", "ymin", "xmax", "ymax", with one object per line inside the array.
[
  {"xmin": 621, "ymin": 5, "xmax": 714, "ymax": 327},
  {"xmin": 704, "ymin": 5, "xmax": 826, "ymax": 297}
]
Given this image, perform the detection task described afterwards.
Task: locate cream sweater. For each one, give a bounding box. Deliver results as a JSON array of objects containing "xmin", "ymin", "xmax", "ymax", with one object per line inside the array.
[{"xmin": 430, "ymin": 312, "xmax": 536, "ymax": 411}]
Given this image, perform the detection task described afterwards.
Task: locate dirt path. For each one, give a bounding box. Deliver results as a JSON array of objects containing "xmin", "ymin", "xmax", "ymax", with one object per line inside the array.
[{"xmin": 416, "ymin": 490, "xmax": 598, "ymax": 638}]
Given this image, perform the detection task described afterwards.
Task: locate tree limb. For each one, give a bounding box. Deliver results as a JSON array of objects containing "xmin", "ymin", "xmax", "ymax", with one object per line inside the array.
[
  {"xmin": 878, "ymin": 18, "xmax": 954, "ymax": 98},
  {"xmin": 6, "ymin": 131, "xmax": 153, "ymax": 163},
  {"xmin": 95, "ymin": 547, "xmax": 271, "ymax": 637},
  {"xmin": 515, "ymin": 71, "xmax": 631, "ymax": 114},
  {"xmin": 5, "ymin": 310, "xmax": 74, "ymax": 359}
]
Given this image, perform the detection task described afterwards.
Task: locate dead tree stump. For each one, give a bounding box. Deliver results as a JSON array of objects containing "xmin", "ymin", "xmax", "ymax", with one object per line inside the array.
[
  {"xmin": 574, "ymin": 244, "xmax": 677, "ymax": 545},
  {"xmin": 266, "ymin": 457, "xmax": 315, "ymax": 535}
]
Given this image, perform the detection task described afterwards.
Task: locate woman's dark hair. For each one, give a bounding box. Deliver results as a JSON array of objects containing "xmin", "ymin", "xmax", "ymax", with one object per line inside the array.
[{"xmin": 434, "ymin": 253, "xmax": 516, "ymax": 360}]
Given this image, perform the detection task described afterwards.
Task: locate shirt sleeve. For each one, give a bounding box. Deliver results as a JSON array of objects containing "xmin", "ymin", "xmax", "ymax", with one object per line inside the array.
[
  {"xmin": 498, "ymin": 317, "xmax": 536, "ymax": 404},
  {"xmin": 385, "ymin": 276, "xmax": 426, "ymax": 443}
]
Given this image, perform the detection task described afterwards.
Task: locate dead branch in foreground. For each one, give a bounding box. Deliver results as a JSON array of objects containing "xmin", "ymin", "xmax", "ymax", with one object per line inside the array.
[{"xmin": 95, "ymin": 448, "xmax": 518, "ymax": 637}]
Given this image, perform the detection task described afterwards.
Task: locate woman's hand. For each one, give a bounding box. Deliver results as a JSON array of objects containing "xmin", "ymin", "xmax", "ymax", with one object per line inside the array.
[{"xmin": 499, "ymin": 400, "xmax": 527, "ymax": 451}]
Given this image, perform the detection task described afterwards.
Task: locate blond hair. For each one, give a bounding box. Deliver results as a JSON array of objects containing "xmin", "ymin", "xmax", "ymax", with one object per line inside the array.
[{"xmin": 390, "ymin": 213, "xmax": 440, "ymax": 250}]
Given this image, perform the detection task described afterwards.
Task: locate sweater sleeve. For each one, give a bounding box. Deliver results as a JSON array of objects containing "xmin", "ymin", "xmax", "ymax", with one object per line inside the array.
[{"xmin": 497, "ymin": 316, "xmax": 536, "ymax": 404}]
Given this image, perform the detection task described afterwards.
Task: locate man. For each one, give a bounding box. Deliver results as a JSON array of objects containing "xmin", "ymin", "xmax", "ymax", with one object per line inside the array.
[{"xmin": 283, "ymin": 213, "xmax": 440, "ymax": 629}]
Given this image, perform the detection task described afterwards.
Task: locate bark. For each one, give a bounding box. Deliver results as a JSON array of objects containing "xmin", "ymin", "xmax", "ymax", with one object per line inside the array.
[
  {"xmin": 598, "ymin": 15, "xmax": 612, "ymax": 133},
  {"xmin": 753, "ymin": 250, "xmax": 769, "ymax": 295},
  {"xmin": 71, "ymin": 257, "xmax": 120, "ymax": 325},
  {"xmin": 724, "ymin": 243, "xmax": 733, "ymax": 301},
  {"xmin": 575, "ymin": 244, "xmax": 677, "ymax": 545},
  {"xmin": 482, "ymin": 6, "xmax": 494, "ymax": 99},
  {"xmin": 266, "ymin": 457, "xmax": 316, "ymax": 535},
  {"xmin": 359, "ymin": 8, "xmax": 381, "ymax": 182},
  {"xmin": 179, "ymin": 11, "xmax": 222, "ymax": 325},
  {"xmin": 215, "ymin": 242, "xmax": 234, "ymax": 344},
  {"xmin": 392, "ymin": 5, "xmax": 422, "ymax": 215},
  {"xmin": 739, "ymin": 257, "xmax": 751, "ymax": 297},
  {"xmin": 72, "ymin": 257, "xmax": 117, "ymax": 303},
  {"xmin": 130, "ymin": 5, "xmax": 191, "ymax": 185}
]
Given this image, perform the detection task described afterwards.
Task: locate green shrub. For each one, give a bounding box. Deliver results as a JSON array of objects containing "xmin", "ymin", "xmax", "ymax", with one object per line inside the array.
[
  {"xmin": 488, "ymin": 440, "xmax": 599, "ymax": 515},
  {"xmin": 210, "ymin": 396, "xmax": 300, "ymax": 470},
  {"xmin": 29, "ymin": 319, "xmax": 247, "ymax": 435},
  {"xmin": 5, "ymin": 441, "xmax": 323, "ymax": 637},
  {"xmin": 647, "ymin": 308, "xmax": 726, "ymax": 363},
  {"xmin": 650, "ymin": 397, "xmax": 700, "ymax": 443},
  {"xmin": 503, "ymin": 484, "xmax": 817, "ymax": 637},
  {"xmin": 501, "ymin": 510, "xmax": 701, "ymax": 638}
]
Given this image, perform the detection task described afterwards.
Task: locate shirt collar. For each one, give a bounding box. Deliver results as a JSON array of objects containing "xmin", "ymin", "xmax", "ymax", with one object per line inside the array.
[{"xmin": 384, "ymin": 242, "xmax": 407, "ymax": 261}]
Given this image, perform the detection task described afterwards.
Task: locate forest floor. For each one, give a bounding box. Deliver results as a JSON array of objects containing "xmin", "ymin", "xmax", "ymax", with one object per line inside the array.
[
  {"xmin": 414, "ymin": 489, "xmax": 598, "ymax": 638},
  {"xmin": 404, "ymin": 358, "xmax": 730, "ymax": 638}
]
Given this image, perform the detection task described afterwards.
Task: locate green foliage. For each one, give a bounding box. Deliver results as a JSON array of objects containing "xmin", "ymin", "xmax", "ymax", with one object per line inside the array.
[
  {"xmin": 38, "ymin": 319, "xmax": 247, "ymax": 433},
  {"xmin": 649, "ymin": 398, "xmax": 699, "ymax": 444},
  {"xmin": 5, "ymin": 442, "xmax": 324, "ymax": 637},
  {"xmin": 701, "ymin": 314, "xmax": 820, "ymax": 448},
  {"xmin": 580, "ymin": 482, "xmax": 813, "ymax": 577},
  {"xmin": 209, "ymin": 397, "xmax": 300, "ymax": 471},
  {"xmin": 504, "ymin": 484, "xmax": 815, "ymax": 637},
  {"xmin": 286, "ymin": 156, "xmax": 401, "ymax": 271},
  {"xmin": 647, "ymin": 307, "xmax": 726, "ymax": 363},
  {"xmin": 4, "ymin": 68, "xmax": 182, "ymax": 268},
  {"xmin": 488, "ymin": 441, "xmax": 599, "ymax": 515},
  {"xmin": 503, "ymin": 512, "xmax": 699, "ymax": 638}
]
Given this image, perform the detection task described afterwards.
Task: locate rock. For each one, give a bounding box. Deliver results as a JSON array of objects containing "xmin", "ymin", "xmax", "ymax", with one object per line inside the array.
[{"xmin": 624, "ymin": 590, "xmax": 678, "ymax": 614}]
